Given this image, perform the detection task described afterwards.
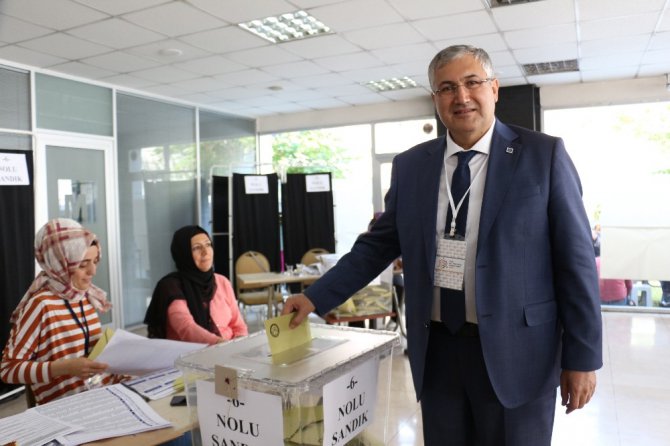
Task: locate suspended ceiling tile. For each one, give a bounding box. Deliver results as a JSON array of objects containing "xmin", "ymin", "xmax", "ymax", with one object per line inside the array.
[
  {"xmin": 98, "ymin": 73, "xmax": 158, "ymax": 89},
  {"xmin": 491, "ymin": 0, "xmax": 575, "ymax": 31},
  {"xmin": 0, "ymin": 44, "xmax": 67, "ymax": 67},
  {"xmin": 186, "ymin": 0, "xmax": 296, "ymax": 24},
  {"xmin": 343, "ymin": 23, "xmax": 425, "ymax": 51},
  {"xmin": 0, "ymin": 0, "xmax": 108, "ymax": 30},
  {"xmin": 387, "ymin": 0, "xmax": 483, "ymax": 21},
  {"xmin": 577, "ymin": 0, "xmax": 666, "ymax": 21},
  {"xmin": 225, "ymin": 46, "xmax": 302, "ymax": 68},
  {"xmin": 280, "ymin": 34, "xmax": 360, "ymax": 59},
  {"xmin": 130, "ymin": 65, "xmax": 201, "ymax": 83},
  {"xmin": 414, "ymin": 11, "xmax": 497, "ymax": 41},
  {"xmin": 310, "ymin": 0, "xmax": 404, "ymax": 33},
  {"xmin": 214, "ymin": 69, "xmax": 279, "ymax": 86},
  {"xmin": 262, "ymin": 60, "xmax": 330, "ymax": 79},
  {"xmin": 20, "ymin": 33, "xmax": 112, "ymax": 60},
  {"xmin": 580, "ymin": 13, "xmax": 660, "ymax": 41},
  {"xmin": 49, "ymin": 61, "xmax": 117, "ymax": 79},
  {"xmin": 170, "ymin": 76, "xmax": 229, "ymax": 93},
  {"xmin": 123, "ymin": 2, "xmax": 226, "ymax": 37},
  {"xmin": 67, "ymin": 18, "xmax": 165, "ymax": 49},
  {"xmin": 504, "ymin": 24, "xmax": 577, "ymax": 48},
  {"xmin": 512, "ymin": 43, "xmax": 578, "ymax": 65},
  {"xmin": 174, "ymin": 55, "xmax": 248, "ymax": 76},
  {"xmin": 73, "ymin": 0, "xmax": 172, "ymax": 16},
  {"xmin": 371, "ymin": 43, "xmax": 437, "ymax": 65},
  {"xmin": 0, "ymin": 14, "xmax": 54, "ymax": 43},
  {"xmin": 179, "ymin": 26, "xmax": 267, "ymax": 54},
  {"xmin": 314, "ymin": 51, "xmax": 384, "ymax": 72},
  {"xmin": 127, "ymin": 38, "xmax": 210, "ymax": 63},
  {"xmin": 82, "ymin": 51, "xmax": 161, "ymax": 72}
]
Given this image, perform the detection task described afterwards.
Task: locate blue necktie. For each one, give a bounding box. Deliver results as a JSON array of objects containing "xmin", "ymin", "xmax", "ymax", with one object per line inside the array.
[{"xmin": 441, "ymin": 150, "xmax": 477, "ymax": 333}]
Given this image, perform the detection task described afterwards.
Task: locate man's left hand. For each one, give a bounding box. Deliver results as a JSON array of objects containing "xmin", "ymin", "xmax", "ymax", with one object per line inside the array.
[{"xmin": 560, "ymin": 369, "xmax": 596, "ymax": 414}]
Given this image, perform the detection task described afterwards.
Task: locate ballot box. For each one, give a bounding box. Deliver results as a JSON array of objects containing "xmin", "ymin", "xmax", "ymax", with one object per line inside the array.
[{"xmin": 175, "ymin": 324, "xmax": 400, "ymax": 446}]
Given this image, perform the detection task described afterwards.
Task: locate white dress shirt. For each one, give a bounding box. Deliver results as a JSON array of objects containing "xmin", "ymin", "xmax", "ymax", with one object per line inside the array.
[{"xmin": 432, "ymin": 120, "xmax": 494, "ymax": 324}]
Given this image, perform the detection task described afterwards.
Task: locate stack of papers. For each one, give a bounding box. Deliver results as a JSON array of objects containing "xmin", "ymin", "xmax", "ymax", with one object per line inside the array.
[
  {"xmin": 94, "ymin": 329, "xmax": 206, "ymax": 376},
  {"xmin": 122, "ymin": 367, "xmax": 184, "ymax": 401},
  {"xmin": 0, "ymin": 384, "xmax": 171, "ymax": 446}
]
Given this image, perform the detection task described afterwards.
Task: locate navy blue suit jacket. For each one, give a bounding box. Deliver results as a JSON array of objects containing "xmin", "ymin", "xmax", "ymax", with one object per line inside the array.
[{"xmin": 305, "ymin": 120, "xmax": 603, "ymax": 408}]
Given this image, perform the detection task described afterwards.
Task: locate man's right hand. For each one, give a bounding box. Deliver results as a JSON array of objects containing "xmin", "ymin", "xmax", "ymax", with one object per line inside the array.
[{"xmin": 281, "ymin": 294, "xmax": 316, "ymax": 328}]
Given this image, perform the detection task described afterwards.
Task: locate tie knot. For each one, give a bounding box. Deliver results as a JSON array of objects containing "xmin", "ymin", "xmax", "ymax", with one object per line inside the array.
[{"xmin": 456, "ymin": 150, "xmax": 477, "ymax": 165}]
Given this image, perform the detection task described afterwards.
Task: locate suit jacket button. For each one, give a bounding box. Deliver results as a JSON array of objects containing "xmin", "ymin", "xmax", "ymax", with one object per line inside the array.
[{"xmin": 424, "ymin": 322, "xmax": 430, "ymax": 329}]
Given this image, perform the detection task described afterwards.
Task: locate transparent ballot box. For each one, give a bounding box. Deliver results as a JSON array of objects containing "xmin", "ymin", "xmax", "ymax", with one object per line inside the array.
[{"xmin": 175, "ymin": 324, "xmax": 400, "ymax": 446}]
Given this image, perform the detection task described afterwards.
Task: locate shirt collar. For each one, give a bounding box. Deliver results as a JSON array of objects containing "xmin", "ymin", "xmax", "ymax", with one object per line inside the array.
[{"xmin": 445, "ymin": 118, "xmax": 495, "ymax": 158}]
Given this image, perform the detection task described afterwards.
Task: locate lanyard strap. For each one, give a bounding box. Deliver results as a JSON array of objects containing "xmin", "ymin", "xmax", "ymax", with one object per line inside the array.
[
  {"xmin": 443, "ymin": 152, "xmax": 487, "ymax": 237},
  {"xmin": 64, "ymin": 299, "xmax": 90, "ymax": 356}
]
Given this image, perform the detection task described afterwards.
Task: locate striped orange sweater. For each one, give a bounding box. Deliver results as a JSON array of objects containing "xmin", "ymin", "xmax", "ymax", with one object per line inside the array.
[{"xmin": 1, "ymin": 290, "xmax": 119, "ymax": 405}]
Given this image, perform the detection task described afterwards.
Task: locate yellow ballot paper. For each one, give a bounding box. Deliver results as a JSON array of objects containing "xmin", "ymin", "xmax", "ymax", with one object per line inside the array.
[
  {"xmin": 88, "ymin": 327, "xmax": 114, "ymax": 360},
  {"xmin": 264, "ymin": 313, "xmax": 312, "ymax": 356}
]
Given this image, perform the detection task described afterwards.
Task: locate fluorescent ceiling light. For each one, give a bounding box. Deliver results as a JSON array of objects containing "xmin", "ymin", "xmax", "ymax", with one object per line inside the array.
[
  {"xmin": 363, "ymin": 77, "xmax": 418, "ymax": 92},
  {"xmin": 238, "ymin": 10, "xmax": 332, "ymax": 43}
]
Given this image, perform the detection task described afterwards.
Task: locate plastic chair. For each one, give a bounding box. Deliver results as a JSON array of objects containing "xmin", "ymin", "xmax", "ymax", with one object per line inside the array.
[
  {"xmin": 630, "ymin": 281, "xmax": 654, "ymax": 307},
  {"xmin": 234, "ymin": 251, "xmax": 283, "ymax": 317},
  {"xmin": 299, "ymin": 248, "xmax": 330, "ymax": 290},
  {"xmin": 300, "ymin": 248, "xmax": 330, "ymax": 267}
]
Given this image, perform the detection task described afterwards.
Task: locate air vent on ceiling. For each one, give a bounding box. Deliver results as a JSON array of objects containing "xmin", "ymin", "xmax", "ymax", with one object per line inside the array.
[
  {"xmin": 522, "ymin": 59, "xmax": 579, "ymax": 76},
  {"xmin": 487, "ymin": 0, "xmax": 545, "ymax": 7}
]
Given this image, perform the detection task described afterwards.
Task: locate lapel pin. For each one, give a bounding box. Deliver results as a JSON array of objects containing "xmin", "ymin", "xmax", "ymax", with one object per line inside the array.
[{"xmin": 505, "ymin": 147, "xmax": 514, "ymax": 154}]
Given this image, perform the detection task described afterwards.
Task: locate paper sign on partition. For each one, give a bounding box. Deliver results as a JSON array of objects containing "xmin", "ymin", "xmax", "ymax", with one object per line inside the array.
[
  {"xmin": 0, "ymin": 153, "xmax": 30, "ymax": 186},
  {"xmin": 305, "ymin": 174, "xmax": 330, "ymax": 192},
  {"xmin": 244, "ymin": 175, "xmax": 269, "ymax": 194}
]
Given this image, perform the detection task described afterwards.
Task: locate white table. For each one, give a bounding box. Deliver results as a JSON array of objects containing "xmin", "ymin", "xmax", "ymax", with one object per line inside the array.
[{"xmin": 237, "ymin": 272, "xmax": 321, "ymax": 318}]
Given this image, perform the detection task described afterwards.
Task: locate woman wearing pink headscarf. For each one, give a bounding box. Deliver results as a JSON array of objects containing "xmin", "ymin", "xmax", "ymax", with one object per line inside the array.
[{"xmin": 1, "ymin": 218, "xmax": 122, "ymax": 405}]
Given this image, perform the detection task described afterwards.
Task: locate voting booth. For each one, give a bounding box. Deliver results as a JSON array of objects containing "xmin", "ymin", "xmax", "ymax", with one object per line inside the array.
[{"xmin": 175, "ymin": 325, "xmax": 399, "ymax": 446}]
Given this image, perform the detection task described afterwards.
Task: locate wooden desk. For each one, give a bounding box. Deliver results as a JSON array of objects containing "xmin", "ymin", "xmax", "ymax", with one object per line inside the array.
[
  {"xmin": 237, "ymin": 272, "xmax": 321, "ymax": 318},
  {"xmin": 84, "ymin": 394, "xmax": 196, "ymax": 446}
]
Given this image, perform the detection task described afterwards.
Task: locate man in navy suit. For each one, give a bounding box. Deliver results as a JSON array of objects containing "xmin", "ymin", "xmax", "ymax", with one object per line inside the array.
[{"xmin": 283, "ymin": 45, "xmax": 602, "ymax": 445}]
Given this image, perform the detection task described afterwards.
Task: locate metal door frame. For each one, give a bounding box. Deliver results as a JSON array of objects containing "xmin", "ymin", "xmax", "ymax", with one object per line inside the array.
[{"xmin": 35, "ymin": 131, "xmax": 122, "ymax": 328}]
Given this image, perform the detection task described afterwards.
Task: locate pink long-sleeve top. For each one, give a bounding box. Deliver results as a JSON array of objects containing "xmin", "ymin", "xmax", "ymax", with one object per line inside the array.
[
  {"xmin": 166, "ymin": 274, "xmax": 248, "ymax": 344},
  {"xmin": 596, "ymin": 257, "xmax": 633, "ymax": 302}
]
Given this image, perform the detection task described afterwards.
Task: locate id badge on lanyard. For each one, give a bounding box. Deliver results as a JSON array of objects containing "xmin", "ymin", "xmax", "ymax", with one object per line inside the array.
[{"xmin": 434, "ymin": 236, "xmax": 466, "ymax": 290}]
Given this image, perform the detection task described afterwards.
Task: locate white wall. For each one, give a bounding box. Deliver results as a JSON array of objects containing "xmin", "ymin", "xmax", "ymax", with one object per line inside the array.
[
  {"xmin": 257, "ymin": 75, "xmax": 670, "ymax": 134},
  {"xmin": 257, "ymin": 97, "xmax": 435, "ymax": 134}
]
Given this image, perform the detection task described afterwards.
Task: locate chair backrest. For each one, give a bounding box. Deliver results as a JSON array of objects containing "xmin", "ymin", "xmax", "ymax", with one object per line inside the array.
[
  {"xmin": 235, "ymin": 250, "xmax": 270, "ymax": 275},
  {"xmin": 301, "ymin": 248, "xmax": 330, "ymax": 266}
]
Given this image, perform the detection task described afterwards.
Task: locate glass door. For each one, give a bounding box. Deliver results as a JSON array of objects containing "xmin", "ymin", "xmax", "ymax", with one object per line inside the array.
[{"xmin": 35, "ymin": 133, "xmax": 120, "ymax": 327}]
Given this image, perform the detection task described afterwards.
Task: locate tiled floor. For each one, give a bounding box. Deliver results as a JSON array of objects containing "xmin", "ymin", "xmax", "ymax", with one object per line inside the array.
[{"xmin": 2, "ymin": 311, "xmax": 669, "ymax": 445}]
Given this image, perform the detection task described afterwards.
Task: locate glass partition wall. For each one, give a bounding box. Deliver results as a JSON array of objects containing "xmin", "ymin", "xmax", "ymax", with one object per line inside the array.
[{"xmin": 116, "ymin": 95, "xmax": 255, "ymax": 327}]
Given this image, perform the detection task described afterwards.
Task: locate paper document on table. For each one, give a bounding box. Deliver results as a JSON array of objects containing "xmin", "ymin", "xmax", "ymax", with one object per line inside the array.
[
  {"xmin": 265, "ymin": 313, "xmax": 312, "ymax": 356},
  {"xmin": 34, "ymin": 383, "xmax": 171, "ymax": 446},
  {"xmin": 123, "ymin": 367, "xmax": 184, "ymax": 400},
  {"xmin": 0, "ymin": 410, "xmax": 82, "ymax": 446},
  {"xmin": 95, "ymin": 329, "xmax": 206, "ymax": 376}
]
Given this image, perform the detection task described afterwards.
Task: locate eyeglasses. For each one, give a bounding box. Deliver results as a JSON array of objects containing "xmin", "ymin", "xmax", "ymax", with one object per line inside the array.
[
  {"xmin": 433, "ymin": 77, "xmax": 494, "ymax": 97},
  {"xmin": 191, "ymin": 241, "xmax": 213, "ymax": 254}
]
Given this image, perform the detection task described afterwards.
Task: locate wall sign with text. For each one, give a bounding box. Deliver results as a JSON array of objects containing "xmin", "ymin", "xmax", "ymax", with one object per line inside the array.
[{"xmin": 0, "ymin": 153, "xmax": 29, "ymax": 186}]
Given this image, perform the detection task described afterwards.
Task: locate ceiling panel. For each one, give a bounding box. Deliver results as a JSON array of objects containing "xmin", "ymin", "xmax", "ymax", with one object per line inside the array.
[
  {"xmin": 0, "ymin": 0, "xmax": 665, "ymax": 118},
  {"xmin": 67, "ymin": 18, "xmax": 166, "ymax": 49}
]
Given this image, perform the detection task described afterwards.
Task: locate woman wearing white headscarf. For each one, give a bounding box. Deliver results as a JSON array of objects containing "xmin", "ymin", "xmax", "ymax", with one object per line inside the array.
[{"xmin": 0, "ymin": 218, "xmax": 122, "ymax": 405}]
